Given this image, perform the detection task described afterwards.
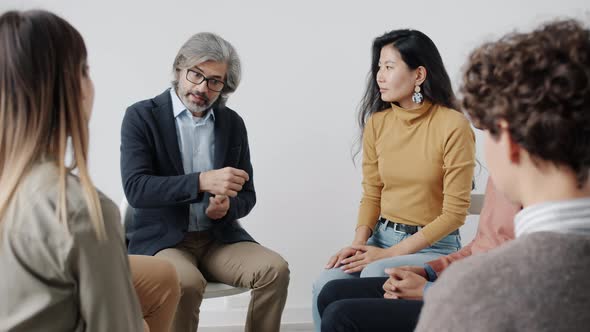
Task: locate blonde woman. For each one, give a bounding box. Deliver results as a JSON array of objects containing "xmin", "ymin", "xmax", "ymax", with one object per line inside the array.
[{"xmin": 0, "ymin": 10, "xmax": 179, "ymax": 332}]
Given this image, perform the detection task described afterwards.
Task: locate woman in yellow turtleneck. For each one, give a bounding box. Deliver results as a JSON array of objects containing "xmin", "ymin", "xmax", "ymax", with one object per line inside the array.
[{"xmin": 312, "ymin": 29, "xmax": 475, "ymax": 331}]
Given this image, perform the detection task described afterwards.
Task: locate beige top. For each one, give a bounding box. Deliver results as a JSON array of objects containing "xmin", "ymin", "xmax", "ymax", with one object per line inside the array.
[
  {"xmin": 357, "ymin": 101, "xmax": 476, "ymax": 244},
  {"xmin": 0, "ymin": 162, "xmax": 143, "ymax": 331}
]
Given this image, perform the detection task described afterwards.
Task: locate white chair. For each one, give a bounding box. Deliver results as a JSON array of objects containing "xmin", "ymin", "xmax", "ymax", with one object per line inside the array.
[
  {"xmin": 468, "ymin": 193, "xmax": 485, "ymax": 215},
  {"xmin": 458, "ymin": 193, "xmax": 485, "ymax": 246},
  {"xmin": 119, "ymin": 198, "xmax": 249, "ymax": 299}
]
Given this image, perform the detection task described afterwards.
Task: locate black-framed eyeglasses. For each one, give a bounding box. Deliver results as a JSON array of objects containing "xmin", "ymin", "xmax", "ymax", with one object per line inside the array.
[{"xmin": 186, "ymin": 69, "xmax": 225, "ymax": 92}]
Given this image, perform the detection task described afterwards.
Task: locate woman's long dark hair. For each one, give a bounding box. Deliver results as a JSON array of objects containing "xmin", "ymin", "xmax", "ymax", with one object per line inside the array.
[{"xmin": 354, "ymin": 29, "xmax": 457, "ymax": 159}]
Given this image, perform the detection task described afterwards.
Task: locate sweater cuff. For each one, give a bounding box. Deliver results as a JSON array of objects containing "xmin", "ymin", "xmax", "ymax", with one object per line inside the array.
[{"xmin": 424, "ymin": 263, "xmax": 438, "ymax": 282}]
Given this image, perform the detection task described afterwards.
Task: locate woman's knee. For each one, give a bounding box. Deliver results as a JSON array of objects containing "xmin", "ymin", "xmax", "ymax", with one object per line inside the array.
[
  {"xmin": 361, "ymin": 255, "xmax": 427, "ymax": 278},
  {"xmin": 313, "ymin": 271, "xmax": 328, "ymax": 294},
  {"xmin": 313, "ymin": 268, "xmax": 350, "ymax": 294},
  {"xmin": 360, "ymin": 262, "xmax": 390, "ymax": 277}
]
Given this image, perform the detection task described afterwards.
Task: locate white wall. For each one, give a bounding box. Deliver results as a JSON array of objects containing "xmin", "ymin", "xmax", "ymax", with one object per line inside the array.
[{"xmin": 3, "ymin": 0, "xmax": 588, "ymax": 326}]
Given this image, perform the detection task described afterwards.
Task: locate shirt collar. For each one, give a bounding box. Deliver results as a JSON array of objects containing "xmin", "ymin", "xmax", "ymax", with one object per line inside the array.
[
  {"xmin": 170, "ymin": 87, "xmax": 215, "ymax": 122},
  {"xmin": 514, "ymin": 197, "xmax": 590, "ymax": 237}
]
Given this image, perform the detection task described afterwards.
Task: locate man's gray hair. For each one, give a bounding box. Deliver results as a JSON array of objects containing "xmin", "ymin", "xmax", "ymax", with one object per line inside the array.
[{"xmin": 172, "ymin": 32, "xmax": 241, "ymax": 107}]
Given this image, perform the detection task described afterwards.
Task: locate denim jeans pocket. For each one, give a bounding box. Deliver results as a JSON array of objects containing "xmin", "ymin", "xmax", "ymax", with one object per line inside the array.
[{"xmin": 367, "ymin": 222, "xmax": 408, "ymax": 248}]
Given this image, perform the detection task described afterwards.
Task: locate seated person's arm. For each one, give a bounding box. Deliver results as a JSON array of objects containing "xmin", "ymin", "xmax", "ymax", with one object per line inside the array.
[
  {"xmin": 120, "ymin": 107, "xmax": 204, "ymax": 208},
  {"xmin": 204, "ymin": 119, "xmax": 256, "ymax": 223}
]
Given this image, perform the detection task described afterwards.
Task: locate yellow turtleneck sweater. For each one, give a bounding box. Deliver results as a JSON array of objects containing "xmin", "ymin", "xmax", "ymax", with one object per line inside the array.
[{"xmin": 357, "ymin": 101, "xmax": 475, "ymax": 244}]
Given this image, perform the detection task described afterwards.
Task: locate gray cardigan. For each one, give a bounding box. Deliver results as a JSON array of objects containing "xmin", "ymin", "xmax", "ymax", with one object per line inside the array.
[
  {"xmin": 0, "ymin": 162, "xmax": 143, "ymax": 331},
  {"xmin": 416, "ymin": 232, "xmax": 590, "ymax": 332}
]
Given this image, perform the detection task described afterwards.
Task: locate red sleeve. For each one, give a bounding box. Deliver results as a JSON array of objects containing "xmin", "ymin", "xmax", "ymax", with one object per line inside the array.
[
  {"xmin": 427, "ymin": 242, "xmax": 474, "ymax": 274},
  {"xmin": 425, "ymin": 178, "xmax": 519, "ymax": 276}
]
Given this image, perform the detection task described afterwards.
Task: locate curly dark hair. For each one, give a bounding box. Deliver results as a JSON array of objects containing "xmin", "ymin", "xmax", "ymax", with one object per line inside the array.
[{"xmin": 461, "ymin": 19, "xmax": 590, "ymax": 186}]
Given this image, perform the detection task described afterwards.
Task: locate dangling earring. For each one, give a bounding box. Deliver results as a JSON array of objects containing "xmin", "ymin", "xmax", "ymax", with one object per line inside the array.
[{"xmin": 412, "ymin": 85, "xmax": 423, "ymax": 104}]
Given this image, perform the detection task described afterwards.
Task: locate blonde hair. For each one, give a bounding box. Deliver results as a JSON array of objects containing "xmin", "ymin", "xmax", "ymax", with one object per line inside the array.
[{"xmin": 0, "ymin": 10, "xmax": 105, "ymax": 239}]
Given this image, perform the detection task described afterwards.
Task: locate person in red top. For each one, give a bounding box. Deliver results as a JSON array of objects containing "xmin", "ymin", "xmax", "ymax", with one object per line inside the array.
[
  {"xmin": 394, "ymin": 177, "xmax": 518, "ymax": 298},
  {"xmin": 317, "ymin": 178, "xmax": 520, "ymax": 331}
]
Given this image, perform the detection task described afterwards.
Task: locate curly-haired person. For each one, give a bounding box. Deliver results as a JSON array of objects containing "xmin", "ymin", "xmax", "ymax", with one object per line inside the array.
[{"xmin": 416, "ymin": 19, "xmax": 590, "ymax": 332}]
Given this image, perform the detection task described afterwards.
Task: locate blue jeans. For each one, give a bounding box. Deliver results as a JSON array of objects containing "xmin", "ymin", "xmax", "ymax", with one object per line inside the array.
[{"xmin": 311, "ymin": 220, "xmax": 461, "ymax": 332}]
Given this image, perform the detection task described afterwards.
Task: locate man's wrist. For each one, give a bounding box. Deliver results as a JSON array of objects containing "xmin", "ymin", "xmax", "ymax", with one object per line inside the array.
[{"xmin": 198, "ymin": 172, "xmax": 207, "ymax": 192}]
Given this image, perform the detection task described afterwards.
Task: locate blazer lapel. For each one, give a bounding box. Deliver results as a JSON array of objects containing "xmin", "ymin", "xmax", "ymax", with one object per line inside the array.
[
  {"xmin": 153, "ymin": 90, "xmax": 184, "ymax": 175},
  {"xmin": 214, "ymin": 107, "xmax": 228, "ymax": 169}
]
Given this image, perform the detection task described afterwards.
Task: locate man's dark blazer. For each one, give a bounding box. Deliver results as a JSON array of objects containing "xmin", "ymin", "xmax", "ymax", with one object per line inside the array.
[{"xmin": 120, "ymin": 89, "xmax": 256, "ymax": 255}]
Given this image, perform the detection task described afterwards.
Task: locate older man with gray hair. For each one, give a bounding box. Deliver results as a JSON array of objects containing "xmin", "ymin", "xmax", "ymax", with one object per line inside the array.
[{"xmin": 121, "ymin": 32, "xmax": 289, "ymax": 332}]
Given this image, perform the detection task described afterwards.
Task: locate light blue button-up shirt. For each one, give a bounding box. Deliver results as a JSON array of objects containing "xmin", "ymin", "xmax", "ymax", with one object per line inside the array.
[{"xmin": 170, "ymin": 88, "xmax": 215, "ymax": 231}]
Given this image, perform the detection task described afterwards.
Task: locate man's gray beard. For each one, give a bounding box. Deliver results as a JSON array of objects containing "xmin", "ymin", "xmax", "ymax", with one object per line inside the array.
[
  {"xmin": 184, "ymin": 95, "xmax": 217, "ymax": 114},
  {"xmin": 189, "ymin": 102, "xmax": 211, "ymax": 114}
]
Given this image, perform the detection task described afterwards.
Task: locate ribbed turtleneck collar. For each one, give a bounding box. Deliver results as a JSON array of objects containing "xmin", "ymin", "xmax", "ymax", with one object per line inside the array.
[{"xmin": 391, "ymin": 100, "xmax": 433, "ymax": 126}]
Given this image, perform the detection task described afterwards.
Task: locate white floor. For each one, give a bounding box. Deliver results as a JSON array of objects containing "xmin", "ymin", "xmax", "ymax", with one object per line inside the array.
[{"xmin": 200, "ymin": 323, "xmax": 312, "ymax": 332}]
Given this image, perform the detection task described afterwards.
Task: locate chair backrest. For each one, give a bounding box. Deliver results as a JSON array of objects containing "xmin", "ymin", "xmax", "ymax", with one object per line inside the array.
[
  {"xmin": 118, "ymin": 198, "xmax": 132, "ymax": 246},
  {"xmin": 459, "ymin": 193, "xmax": 485, "ymax": 246},
  {"xmin": 119, "ymin": 199, "xmax": 132, "ymax": 227},
  {"xmin": 468, "ymin": 193, "xmax": 485, "ymax": 215}
]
